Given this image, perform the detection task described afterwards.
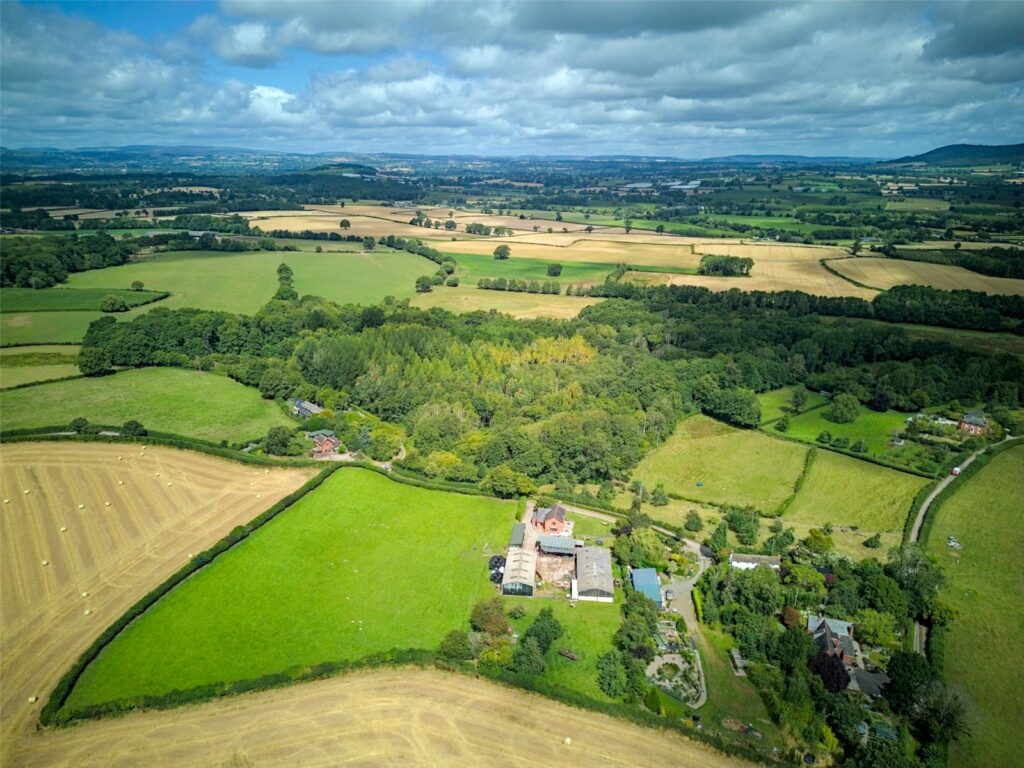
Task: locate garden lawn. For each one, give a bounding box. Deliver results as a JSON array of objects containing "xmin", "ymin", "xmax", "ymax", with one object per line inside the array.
[
  {"xmin": 756, "ymin": 386, "xmax": 828, "ymax": 424},
  {"xmin": 631, "ymin": 415, "xmax": 808, "ymax": 512},
  {"xmin": 66, "ymin": 248, "xmax": 430, "ymax": 315},
  {"xmin": 0, "ymin": 367, "xmax": 293, "ymax": 441},
  {"xmin": 784, "ymin": 450, "xmax": 927, "ymax": 535},
  {"xmin": 0, "ymin": 345, "xmax": 81, "ymax": 389},
  {"xmin": 784, "ymin": 404, "xmax": 912, "ymax": 456},
  {"xmin": 1, "ymin": 312, "xmax": 100, "ymax": 345},
  {"xmin": 446, "ymin": 251, "xmax": 613, "ymax": 287},
  {"xmin": 64, "ymin": 468, "xmax": 515, "ymax": 710},
  {"xmin": 0, "ymin": 287, "xmax": 166, "ymax": 312},
  {"xmin": 926, "ymin": 445, "xmax": 1024, "ymax": 768},
  {"xmin": 506, "ymin": 598, "xmax": 621, "ymax": 701}
]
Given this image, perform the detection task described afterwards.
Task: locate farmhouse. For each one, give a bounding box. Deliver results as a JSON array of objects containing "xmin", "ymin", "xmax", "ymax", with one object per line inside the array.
[
  {"xmin": 574, "ymin": 546, "xmax": 614, "ymax": 603},
  {"xmin": 538, "ymin": 535, "xmax": 577, "ymax": 556},
  {"xmin": 957, "ymin": 411, "xmax": 989, "ymax": 435},
  {"xmin": 728, "ymin": 553, "xmax": 781, "ymax": 571},
  {"xmin": 501, "ymin": 547, "xmax": 537, "ymax": 597},
  {"xmin": 631, "ymin": 567, "xmax": 663, "ymax": 607},
  {"xmin": 532, "ymin": 503, "xmax": 567, "ymax": 535},
  {"xmin": 307, "ymin": 429, "xmax": 340, "ymax": 458},
  {"xmin": 808, "ymin": 616, "xmax": 856, "ymax": 666},
  {"xmin": 292, "ymin": 398, "xmax": 324, "ymax": 418}
]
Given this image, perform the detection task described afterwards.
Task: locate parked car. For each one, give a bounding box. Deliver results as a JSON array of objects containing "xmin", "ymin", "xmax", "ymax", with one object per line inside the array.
[{"xmin": 665, "ymin": 589, "xmax": 675, "ymax": 601}]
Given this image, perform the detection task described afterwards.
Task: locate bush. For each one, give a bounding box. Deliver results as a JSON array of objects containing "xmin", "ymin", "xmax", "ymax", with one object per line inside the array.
[
  {"xmin": 445, "ymin": 276, "xmax": 459, "ymax": 287},
  {"xmin": 863, "ymin": 532, "xmax": 882, "ymax": 549},
  {"xmin": 829, "ymin": 393, "xmax": 860, "ymax": 424},
  {"xmin": 121, "ymin": 420, "xmax": 147, "ymax": 437},
  {"xmin": 547, "ymin": 263, "xmax": 562, "ymax": 276},
  {"xmin": 471, "ymin": 597, "xmax": 510, "ymax": 636},
  {"xmin": 437, "ymin": 630, "xmax": 473, "ymax": 662},
  {"xmin": 831, "ymin": 435, "xmax": 850, "ymax": 449},
  {"xmin": 508, "ymin": 604, "xmax": 527, "ymax": 620},
  {"xmin": 684, "ymin": 509, "xmax": 704, "ymax": 533},
  {"xmin": 99, "ymin": 294, "xmax": 129, "ymax": 312},
  {"xmin": 264, "ymin": 426, "xmax": 293, "ymax": 455},
  {"xmin": 68, "ymin": 416, "xmax": 90, "ymax": 434},
  {"xmin": 510, "ymin": 636, "xmax": 545, "ymax": 675},
  {"xmin": 130, "ymin": 280, "xmax": 145, "ymax": 291},
  {"xmin": 816, "ymin": 430, "xmax": 833, "ymax": 444},
  {"xmin": 77, "ymin": 346, "xmax": 113, "ymax": 376}
]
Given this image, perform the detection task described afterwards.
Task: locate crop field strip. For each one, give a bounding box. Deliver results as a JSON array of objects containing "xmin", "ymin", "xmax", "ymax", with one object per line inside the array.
[
  {"xmin": 0, "ymin": 442, "xmax": 314, "ymax": 766},
  {"xmin": 827, "ymin": 257, "xmax": 1024, "ymax": 295}
]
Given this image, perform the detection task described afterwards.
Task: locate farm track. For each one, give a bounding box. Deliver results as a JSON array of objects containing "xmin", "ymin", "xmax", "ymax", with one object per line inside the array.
[
  {"xmin": 0, "ymin": 443, "xmax": 315, "ymax": 765},
  {"xmin": 8, "ymin": 668, "xmax": 754, "ymax": 767}
]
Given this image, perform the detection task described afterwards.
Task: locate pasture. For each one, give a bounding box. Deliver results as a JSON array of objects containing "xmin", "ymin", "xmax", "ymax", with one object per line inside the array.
[
  {"xmin": 926, "ymin": 445, "xmax": 1024, "ymax": 768},
  {"xmin": 64, "ymin": 468, "xmax": 515, "ymax": 711},
  {"xmin": 629, "ymin": 415, "xmax": 809, "ymax": 512},
  {"xmin": 9, "ymin": 670, "xmax": 751, "ymax": 768},
  {"xmin": 0, "ymin": 442, "xmax": 314, "ymax": 765},
  {"xmin": 411, "ymin": 285, "xmax": 601, "ymax": 319},
  {"xmin": 0, "ymin": 287, "xmax": 166, "ymax": 313},
  {"xmin": 0, "ymin": 345, "xmax": 80, "ymax": 388},
  {"xmin": 66, "ymin": 248, "xmax": 430, "ymax": 315},
  {"xmin": 783, "ymin": 450, "xmax": 927, "ymax": 538},
  {"xmin": 828, "ymin": 257, "xmax": 1024, "ymax": 295},
  {"xmin": 1, "ymin": 312, "xmax": 101, "ymax": 345},
  {"xmin": 0, "ymin": 368, "xmax": 293, "ymax": 442},
  {"xmin": 783, "ymin": 403, "xmax": 912, "ymax": 457},
  {"xmin": 756, "ymin": 386, "xmax": 829, "ymax": 424},
  {"xmin": 449, "ymin": 251, "xmax": 613, "ymax": 286}
]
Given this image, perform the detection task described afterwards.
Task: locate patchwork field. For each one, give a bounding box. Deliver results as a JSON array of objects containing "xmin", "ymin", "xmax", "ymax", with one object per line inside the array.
[
  {"xmin": 67, "ymin": 248, "xmax": 430, "ymax": 315},
  {"xmin": 926, "ymin": 445, "xmax": 1024, "ymax": 768},
  {"xmin": 784, "ymin": 450, "xmax": 927, "ymax": 536},
  {"xmin": 630, "ymin": 415, "xmax": 809, "ymax": 512},
  {"xmin": 0, "ymin": 287, "xmax": 167, "ymax": 312},
  {"xmin": 0, "ymin": 442, "xmax": 314, "ymax": 766},
  {"xmin": 8, "ymin": 669, "xmax": 752, "ymax": 768},
  {"xmin": 829, "ymin": 257, "xmax": 1024, "ymax": 295},
  {"xmin": 1, "ymin": 312, "xmax": 101, "ymax": 345},
  {"xmin": 63, "ymin": 468, "xmax": 515, "ymax": 711},
  {"xmin": 0, "ymin": 345, "xmax": 81, "ymax": 389},
  {"xmin": 239, "ymin": 209, "xmax": 440, "ymax": 239},
  {"xmin": 411, "ymin": 285, "xmax": 601, "ymax": 319},
  {"xmin": 0, "ymin": 368, "xmax": 294, "ymax": 442},
  {"xmin": 433, "ymin": 235, "xmax": 705, "ymax": 268}
]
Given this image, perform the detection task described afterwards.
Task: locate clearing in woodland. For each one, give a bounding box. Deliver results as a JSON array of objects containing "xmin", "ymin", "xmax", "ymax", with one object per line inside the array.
[
  {"xmin": 411, "ymin": 285, "xmax": 601, "ymax": 319},
  {"xmin": 8, "ymin": 669, "xmax": 753, "ymax": 768},
  {"xmin": 926, "ymin": 444, "xmax": 1024, "ymax": 768},
  {"xmin": 0, "ymin": 368, "xmax": 294, "ymax": 442},
  {"xmin": 63, "ymin": 468, "xmax": 515, "ymax": 712},
  {"xmin": 827, "ymin": 257, "xmax": 1024, "ymax": 295},
  {"xmin": 0, "ymin": 442, "xmax": 314, "ymax": 766}
]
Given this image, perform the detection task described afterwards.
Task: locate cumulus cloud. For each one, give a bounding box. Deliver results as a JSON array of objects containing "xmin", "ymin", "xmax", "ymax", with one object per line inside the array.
[{"xmin": 1, "ymin": 0, "xmax": 1021, "ymax": 156}]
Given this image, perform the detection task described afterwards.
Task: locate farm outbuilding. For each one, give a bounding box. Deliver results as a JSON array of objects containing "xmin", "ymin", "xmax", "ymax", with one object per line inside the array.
[
  {"xmin": 501, "ymin": 547, "xmax": 537, "ymax": 597},
  {"xmin": 538, "ymin": 535, "xmax": 576, "ymax": 555},
  {"xmin": 631, "ymin": 567, "xmax": 663, "ymax": 607},
  {"xmin": 728, "ymin": 553, "xmax": 781, "ymax": 571},
  {"xmin": 509, "ymin": 523, "xmax": 526, "ymax": 548},
  {"xmin": 575, "ymin": 546, "xmax": 614, "ymax": 602}
]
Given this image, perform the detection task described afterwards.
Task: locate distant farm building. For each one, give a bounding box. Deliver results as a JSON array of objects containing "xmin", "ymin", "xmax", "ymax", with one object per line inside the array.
[
  {"xmin": 957, "ymin": 411, "xmax": 988, "ymax": 435},
  {"xmin": 574, "ymin": 547, "xmax": 614, "ymax": 603},
  {"xmin": 292, "ymin": 399, "xmax": 324, "ymax": 418},
  {"xmin": 538, "ymin": 535, "xmax": 577, "ymax": 556},
  {"xmin": 631, "ymin": 567, "xmax": 663, "ymax": 607},
  {"xmin": 532, "ymin": 503, "xmax": 567, "ymax": 535},
  {"xmin": 728, "ymin": 553, "xmax": 781, "ymax": 571},
  {"xmin": 501, "ymin": 547, "xmax": 537, "ymax": 597}
]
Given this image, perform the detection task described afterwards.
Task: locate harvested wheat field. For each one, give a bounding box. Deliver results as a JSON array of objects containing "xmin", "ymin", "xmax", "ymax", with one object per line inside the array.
[
  {"xmin": 239, "ymin": 210, "xmax": 434, "ymax": 238},
  {"xmin": 0, "ymin": 442, "xmax": 315, "ymax": 765},
  {"xmin": 411, "ymin": 285, "xmax": 601, "ymax": 319},
  {"xmin": 8, "ymin": 668, "xmax": 751, "ymax": 768},
  {"xmin": 629, "ymin": 244, "xmax": 877, "ymax": 298},
  {"xmin": 433, "ymin": 236, "xmax": 705, "ymax": 268},
  {"xmin": 828, "ymin": 257, "xmax": 1024, "ymax": 295}
]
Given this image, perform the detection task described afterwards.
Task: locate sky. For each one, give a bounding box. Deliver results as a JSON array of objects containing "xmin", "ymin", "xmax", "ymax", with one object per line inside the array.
[{"xmin": 1, "ymin": 0, "xmax": 1022, "ymax": 158}]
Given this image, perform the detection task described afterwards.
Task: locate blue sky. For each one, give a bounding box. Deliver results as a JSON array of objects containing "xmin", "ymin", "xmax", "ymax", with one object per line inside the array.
[{"xmin": 2, "ymin": 1, "xmax": 1022, "ymax": 158}]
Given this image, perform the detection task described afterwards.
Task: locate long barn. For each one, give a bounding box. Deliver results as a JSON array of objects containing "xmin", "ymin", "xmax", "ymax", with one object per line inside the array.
[
  {"xmin": 575, "ymin": 546, "xmax": 614, "ymax": 603},
  {"xmin": 501, "ymin": 547, "xmax": 537, "ymax": 597}
]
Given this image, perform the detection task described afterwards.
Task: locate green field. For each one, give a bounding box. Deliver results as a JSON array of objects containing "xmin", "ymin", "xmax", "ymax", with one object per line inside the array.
[
  {"xmin": 66, "ymin": 248, "xmax": 431, "ymax": 315},
  {"xmin": 0, "ymin": 287, "xmax": 167, "ymax": 312},
  {"xmin": 784, "ymin": 403, "xmax": 913, "ymax": 457},
  {"xmin": 65, "ymin": 469, "xmax": 515, "ymax": 710},
  {"xmin": 507, "ymin": 598, "xmax": 620, "ymax": 701},
  {"xmin": 630, "ymin": 415, "xmax": 809, "ymax": 512},
  {"xmin": 1, "ymin": 311, "xmax": 101, "ymax": 345},
  {"xmin": 784, "ymin": 450, "xmax": 927, "ymax": 534},
  {"xmin": 757, "ymin": 386, "xmax": 829, "ymax": 424},
  {"xmin": 0, "ymin": 367, "xmax": 293, "ymax": 441},
  {"xmin": 926, "ymin": 445, "xmax": 1024, "ymax": 768},
  {"xmin": 0, "ymin": 345, "xmax": 81, "ymax": 388},
  {"xmin": 446, "ymin": 251, "xmax": 613, "ymax": 286}
]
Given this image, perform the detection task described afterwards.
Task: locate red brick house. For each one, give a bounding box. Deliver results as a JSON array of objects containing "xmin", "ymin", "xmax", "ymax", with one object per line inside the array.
[
  {"xmin": 957, "ymin": 412, "xmax": 988, "ymax": 436},
  {"xmin": 308, "ymin": 429, "xmax": 341, "ymax": 458},
  {"xmin": 532, "ymin": 503, "xmax": 567, "ymax": 535}
]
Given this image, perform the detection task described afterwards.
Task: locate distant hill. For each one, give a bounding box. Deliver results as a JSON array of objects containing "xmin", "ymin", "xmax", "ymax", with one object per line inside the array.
[
  {"xmin": 700, "ymin": 154, "xmax": 875, "ymax": 164},
  {"xmin": 887, "ymin": 143, "xmax": 1024, "ymax": 166}
]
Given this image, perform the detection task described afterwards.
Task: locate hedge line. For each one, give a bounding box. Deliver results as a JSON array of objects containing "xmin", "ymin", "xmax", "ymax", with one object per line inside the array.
[
  {"xmin": 53, "ymin": 648, "xmax": 433, "ymax": 725},
  {"xmin": 818, "ymin": 257, "xmax": 881, "ymax": 291},
  {"xmin": 0, "ymin": 291, "xmax": 172, "ymax": 314},
  {"xmin": 0, "ymin": 341, "xmax": 80, "ymax": 349},
  {"xmin": 0, "ymin": 372, "xmax": 88, "ymax": 392},
  {"xmin": 40, "ymin": 463, "xmax": 342, "ymax": 725},
  {"xmin": 765, "ymin": 428, "xmax": 935, "ymax": 478},
  {"xmin": 775, "ymin": 446, "xmax": 817, "ymax": 516}
]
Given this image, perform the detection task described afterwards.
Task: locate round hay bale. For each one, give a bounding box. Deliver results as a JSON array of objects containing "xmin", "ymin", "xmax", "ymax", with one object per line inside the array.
[
  {"xmin": 81, "ymin": 591, "xmax": 89, "ymax": 598},
  {"xmin": 84, "ymin": 609, "xmax": 91, "ymax": 616},
  {"xmin": 104, "ymin": 501, "xmax": 111, "ymax": 507},
  {"xmin": 118, "ymin": 480, "xmax": 124, "ymax": 485},
  {"xmin": 167, "ymin": 482, "xmax": 173, "ymax": 486},
  {"xmin": 563, "ymin": 737, "xmax": 572, "ymax": 746},
  {"xmin": 60, "ymin": 526, "xmax": 67, "ymax": 533},
  {"xmin": 155, "ymin": 472, "xmax": 160, "ymax": 477},
  {"xmin": 28, "ymin": 695, "xmax": 38, "ymax": 704},
  {"xmin": 77, "ymin": 504, "xmax": 85, "ymax": 510},
  {"xmin": 41, "ymin": 560, "xmax": 49, "ymax": 566},
  {"xmin": 256, "ymin": 493, "xmax": 262, "ymax": 498},
  {"xmin": 3, "ymin": 498, "xmax": 10, "ymax": 504},
  {"xmin": 23, "ymin": 489, "xmax": 30, "ymax": 495}
]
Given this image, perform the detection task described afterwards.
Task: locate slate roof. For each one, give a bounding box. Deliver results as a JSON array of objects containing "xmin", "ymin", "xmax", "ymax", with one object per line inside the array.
[
  {"xmin": 961, "ymin": 411, "xmax": 988, "ymax": 426},
  {"xmin": 854, "ymin": 669, "xmax": 890, "ymax": 697},
  {"xmin": 533, "ymin": 503, "xmax": 567, "ymax": 526},
  {"xmin": 807, "ymin": 616, "xmax": 852, "ymax": 637}
]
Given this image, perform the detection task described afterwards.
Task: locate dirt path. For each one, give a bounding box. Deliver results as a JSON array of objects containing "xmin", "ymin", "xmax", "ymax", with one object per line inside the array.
[
  {"xmin": 9, "ymin": 669, "xmax": 754, "ymax": 768},
  {"xmin": 0, "ymin": 443, "xmax": 315, "ymax": 765}
]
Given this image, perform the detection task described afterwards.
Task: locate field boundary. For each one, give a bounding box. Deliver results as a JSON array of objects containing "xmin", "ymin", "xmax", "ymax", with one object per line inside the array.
[
  {"xmin": 0, "ymin": 372, "xmax": 88, "ymax": 392},
  {"xmin": 819, "ymin": 257, "xmax": 884, "ymax": 291},
  {"xmin": 775, "ymin": 446, "xmax": 817, "ymax": 516},
  {"xmin": 0, "ymin": 290, "xmax": 171, "ymax": 314},
  {"xmin": 763, "ymin": 428, "xmax": 935, "ymax": 479},
  {"xmin": 0, "ymin": 341, "xmax": 80, "ymax": 349}
]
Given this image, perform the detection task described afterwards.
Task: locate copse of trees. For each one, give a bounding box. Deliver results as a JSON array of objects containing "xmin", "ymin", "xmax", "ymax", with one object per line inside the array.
[
  {"xmin": 698, "ymin": 254, "xmax": 754, "ymax": 276},
  {"xmin": 1, "ymin": 232, "xmax": 133, "ymax": 288},
  {"xmin": 477, "ymin": 278, "xmax": 561, "ymax": 295}
]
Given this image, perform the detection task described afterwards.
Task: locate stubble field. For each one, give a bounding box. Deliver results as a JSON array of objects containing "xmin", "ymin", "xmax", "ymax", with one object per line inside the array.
[
  {"xmin": 0, "ymin": 442, "xmax": 314, "ymax": 766},
  {"xmin": 827, "ymin": 257, "xmax": 1024, "ymax": 295}
]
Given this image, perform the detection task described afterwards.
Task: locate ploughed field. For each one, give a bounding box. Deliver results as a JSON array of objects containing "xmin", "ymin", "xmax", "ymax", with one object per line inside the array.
[{"xmin": 0, "ymin": 442, "xmax": 314, "ymax": 766}]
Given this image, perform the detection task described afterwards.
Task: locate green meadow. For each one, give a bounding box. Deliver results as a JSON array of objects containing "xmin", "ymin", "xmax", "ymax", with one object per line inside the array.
[
  {"xmin": 0, "ymin": 367, "xmax": 293, "ymax": 441},
  {"xmin": 1, "ymin": 312, "xmax": 101, "ymax": 345},
  {"xmin": 0, "ymin": 345, "xmax": 81, "ymax": 389},
  {"xmin": 446, "ymin": 251, "xmax": 614, "ymax": 286},
  {"xmin": 65, "ymin": 468, "xmax": 515, "ymax": 710},
  {"xmin": 0, "ymin": 287, "xmax": 166, "ymax": 312}
]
